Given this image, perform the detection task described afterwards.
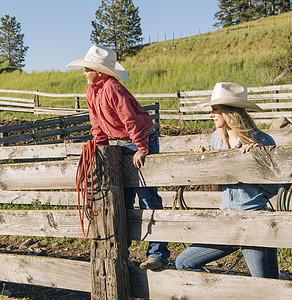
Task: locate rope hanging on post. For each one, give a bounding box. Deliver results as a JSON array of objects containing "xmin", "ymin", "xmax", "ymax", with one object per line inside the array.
[{"xmin": 76, "ymin": 140, "xmax": 97, "ymax": 238}]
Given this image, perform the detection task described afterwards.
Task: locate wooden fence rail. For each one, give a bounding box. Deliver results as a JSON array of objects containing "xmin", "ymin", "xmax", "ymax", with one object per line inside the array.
[
  {"xmin": 0, "ymin": 103, "xmax": 159, "ymax": 146},
  {"xmin": 0, "ymin": 141, "xmax": 291, "ymax": 299},
  {"xmin": 0, "ymin": 84, "xmax": 292, "ymax": 124}
]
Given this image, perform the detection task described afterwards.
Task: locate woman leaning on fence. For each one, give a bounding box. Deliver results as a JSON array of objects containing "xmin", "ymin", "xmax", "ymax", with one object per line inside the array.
[{"xmin": 175, "ymin": 82, "xmax": 281, "ymax": 279}]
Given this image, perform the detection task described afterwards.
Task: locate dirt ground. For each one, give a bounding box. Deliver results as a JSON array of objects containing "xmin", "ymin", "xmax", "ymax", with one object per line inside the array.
[{"xmin": 0, "ymin": 120, "xmax": 291, "ymax": 299}]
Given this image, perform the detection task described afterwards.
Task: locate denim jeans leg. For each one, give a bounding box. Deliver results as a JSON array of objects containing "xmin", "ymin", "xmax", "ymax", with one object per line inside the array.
[
  {"xmin": 176, "ymin": 243, "xmax": 237, "ymax": 271},
  {"xmin": 242, "ymin": 246, "xmax": 279, "ymax": 278},
  {"xmin": 118, "ymin": 132, "xmax": 170, "ymax": 263}
]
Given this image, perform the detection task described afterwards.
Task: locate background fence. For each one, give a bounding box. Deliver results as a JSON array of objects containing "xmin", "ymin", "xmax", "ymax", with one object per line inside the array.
[
  {"xmin": 0, "ymin": 84, "xmax": 291, "ymax": 125},
  {"xmin": 142, "ymin": 12, "xmax": 291, "ymax": 45}
]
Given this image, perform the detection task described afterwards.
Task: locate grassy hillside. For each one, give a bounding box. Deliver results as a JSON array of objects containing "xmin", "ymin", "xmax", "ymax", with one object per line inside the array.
[{"xmin": 0, "ymin": 12, "xmax": 290, "ymax": 95}]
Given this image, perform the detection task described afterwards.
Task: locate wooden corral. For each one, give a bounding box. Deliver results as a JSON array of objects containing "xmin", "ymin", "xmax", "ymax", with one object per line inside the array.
[{"xmin": 0, "ymin": 136, "xmax": 291, "ymax": 299}]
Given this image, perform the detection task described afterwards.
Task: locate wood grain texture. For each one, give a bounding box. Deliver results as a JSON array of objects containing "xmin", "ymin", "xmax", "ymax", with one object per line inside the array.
[
  {"xmin": 127, "ymin": 209, "xmax": 292, "ymax": 248},
  {"xmin": 0, "ymin": 253, "xmax": 91, "ymax": 292},
  {"xmin": 130, "ymin": 266, "xmax": 292, "ymax": 300},
  {"xmin": 0, "ymin": 145, "xmax": 291, "ymax": 190},
  {"xmin": 90, "ymin": 145, "xmax": 130, "ymax": 299},
  {"xmin": 0, "ymin": 210, "xmax": 86, "ymax": 238},
  {"xmin": 124, "ymin": 145, "xmax": 292, "ymax": 187}
]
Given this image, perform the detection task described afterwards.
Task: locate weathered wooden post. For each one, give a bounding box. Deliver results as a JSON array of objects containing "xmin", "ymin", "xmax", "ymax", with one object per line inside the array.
[
  {"xmin": 272, "ymin": 90, "xmax": 279, "ymax": 112},
  {"xmin": 33, "ymin": 90, "xmax": 39, "ymax": 115},
  {"xmin": 75, "ymin": 96, "xmax": 80, "ymax": 112},
  {"xmin": 153, "ymin": 102, "xmax": 160, "ymax": 132},
  {"xmin": 90, "ymin": 145, "xmax": 130, "ymax": 300},
  {"xmin": 177, "ymin": 91, "xmax": 184, "ymax": 126}
]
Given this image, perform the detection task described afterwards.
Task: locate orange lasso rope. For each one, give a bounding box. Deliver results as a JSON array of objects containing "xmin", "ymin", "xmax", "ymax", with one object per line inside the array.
[{"xmin": 76, "ymin": 140, "xmax": 97, "ymax": 238}]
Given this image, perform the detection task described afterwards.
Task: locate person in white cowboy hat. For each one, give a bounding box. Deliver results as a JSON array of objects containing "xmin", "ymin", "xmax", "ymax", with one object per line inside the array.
[
  {"xmin": 67, "ymin": 44, "xmax": 169, "ymax": 270},
  {"xmin": 176, "ymin": 82, "xmax": 281, "ymax": 279}
]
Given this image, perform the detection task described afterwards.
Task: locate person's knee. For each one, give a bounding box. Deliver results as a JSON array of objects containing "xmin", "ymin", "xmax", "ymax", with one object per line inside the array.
[
  {"xmin": 175, "ymin": 253, "xmax": 189, "ymax": 270},
  {"xmin": 175, "ymin": 258, "xmax": 184, "ymax": 270}
]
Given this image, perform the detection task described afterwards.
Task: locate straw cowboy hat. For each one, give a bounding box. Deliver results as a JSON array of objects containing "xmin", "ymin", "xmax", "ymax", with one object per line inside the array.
[
  {"xmin": 200, "ymin": 82, "xmax": 263, "ymax": 112},
  {"xmin": 66, "ymin": 44, "xmax": 129, "ymax": 81}
]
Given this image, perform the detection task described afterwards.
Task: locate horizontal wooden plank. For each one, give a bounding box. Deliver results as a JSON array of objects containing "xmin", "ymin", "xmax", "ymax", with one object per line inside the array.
[
  {"xmin": 0, "ymin": 190, "xmax": 222, "ymax": 209},
  {"xmin": 159, "ymin": 134, "xmax": 212, "ymax": 152},
  {"xmin": 0, "ymin": 143, "xmax": 68, "ymax": 160},
  {"xmin": 248, "ymin": 84, "xmax": 292, "ymax": 92},
  {"xmin": 159, "ymin": 109, "xmax": 179, "ymax": 113},
  {"xmin": 36, "ymin": 92, "xmax": 86, "ymax": 98},
  {"xmin": 0, "ymin": 191, "xmax": 78, "ymax": 206},
  {"xmin": 160, "ymin": 191, "xmax": 220, "ymax": 208},
  {"xmin": 0, "ymin": 145, "xmax": 291, "ymax": 190},
  {"xmin": 134, "ymin": 93, "xmax": 177, "ymax": 98},
  {"xmin": 0, "ymin": 106, "xmax": 34, "ymax": 113},
  {"xmin": 248, "ymin": 93, "xmax": 292, "ymax": 100},
  {"xmin": 0, "ymin": 100, "xmax": 34, "ymax": 108},
  {"xmin": 180, "ymin": 102, "xmax": 292, "ymax": 112},
  {"xmin": 0, "ymin": 209, "xmax": 290, "ymax": 248},
  {"xmin": 0, "ymin": 89, "xmax": 35, "ymax": 94},
  {"xmin": 180, "ymin": 95, "xmax": 292, "ymax": 104},
  {"xmin": 124, "ymin": 145, "xmax": 292, "ymax": 187},
  {"xmin": 0, "ymin": 97, "xmax": 34, "ymax": 103},
  {"xmin": 2, "ymin": 255, "xmax": 290, "ymax": 298},
  {"xmin": 0, "ymin": 132, "xmax": 35, "ymax": 144},
  {"xmin": 176, "ymin": 112, "xmax": 292, "ymax": 121},
  {"xmin": 159, "ymin": 128, "xmax": 292, "ymax": 152},
  {"xmin": 179, "ymin": 97, "xmax": 206, "ymax": 104},
  {"xmin": 34, "ymin": 108, "xmax": 82, "ymax": 116},
  {"xmin": 0, "ymin": 159, "xmax": 78, "ymax": 190},
  {"xmin": 0, "ymin": 210, "xmax": 86, "ymax": 238},
  {"xmin": 160, "ymin": 114, "xmax": 180, "ymax": 120},
  {"xmin": 128, "ymin": 209, "xmax": 292, "ymax": 248},
  {"xmin": 0, "ymin": 115, "xmax": 86, "ymax": 133},
  {"xmin": 249, "ymin": 111, "xmax": 292, "ymax": 118},
  {"xmin": 0, "ymin": 190, "xmax": 278, "ymax": 211},
  {"xmin": 1, "ymin": 127, "xmax": 290, "ymax": 160},
  {"xmin": 130, "ymin": 267, "xmax": 292, "ymax": 300},
  {"xmin": 0, "ymin": 253, "xmax": 91, "ymax": 292},
  {"xmin": 180, "ymin": 90, "xmax": 213, "ymax": 97}
]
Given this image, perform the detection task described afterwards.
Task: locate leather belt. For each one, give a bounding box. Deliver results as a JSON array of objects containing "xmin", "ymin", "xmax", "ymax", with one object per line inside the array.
[{"xmin": 117, "ymin": 127, "xmax": 155, "ymax": 144}]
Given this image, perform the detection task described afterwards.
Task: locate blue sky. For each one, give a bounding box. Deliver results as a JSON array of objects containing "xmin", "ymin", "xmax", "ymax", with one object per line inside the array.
[{"xmin": 0, "ymin": 0, "xmax": 219, "ymax": 73}]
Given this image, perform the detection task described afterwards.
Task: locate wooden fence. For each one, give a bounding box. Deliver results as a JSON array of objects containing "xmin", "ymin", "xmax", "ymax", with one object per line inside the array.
[
  {"xmin": 0, "ymin": 84, "xmax": 291, "ymax": 124},
  {"xmin": 0, "ymin": 137, "xmax": 291, "ymax": 298},
  {"xmin": 0, "ymin": 103, "xmax": 159, "ymax": 146}
]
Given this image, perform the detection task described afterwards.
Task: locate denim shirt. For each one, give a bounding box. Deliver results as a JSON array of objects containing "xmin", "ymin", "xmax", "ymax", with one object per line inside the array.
[{"xmin": 211, "ymin": 130, "xmax": 280, "ymax": 211}]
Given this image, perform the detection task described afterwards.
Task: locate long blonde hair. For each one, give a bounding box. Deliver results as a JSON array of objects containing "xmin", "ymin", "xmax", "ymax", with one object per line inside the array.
[{"xmin": 218, "ymin": 105, "xmax": 262, "ymax": 145}]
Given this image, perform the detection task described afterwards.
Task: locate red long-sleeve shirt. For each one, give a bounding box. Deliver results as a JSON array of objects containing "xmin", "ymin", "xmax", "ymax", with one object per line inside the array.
[{"xmin": 86, "ymin": 76, "xmax": 153, "ymax": 154}]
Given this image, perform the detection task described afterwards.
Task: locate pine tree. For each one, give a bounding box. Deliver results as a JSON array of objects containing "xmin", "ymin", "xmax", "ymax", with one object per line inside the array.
[
  {"xmin": 90, "ymin": 0, "xmax": 142, "ymax": 59},
  {"xmin": 0, "ymin": 15, "xmax": 28, "ymax": 69},
  {"xmin": 214, "ymin": 1, "xmax": 291, "ymax": 28},
  {"xmin": 234, "ymin": 0, "xmax": 263, "ymax": 23},
  {"xmin": 214, "ymin": 0, "xmax": 237, "ymax": 27}
]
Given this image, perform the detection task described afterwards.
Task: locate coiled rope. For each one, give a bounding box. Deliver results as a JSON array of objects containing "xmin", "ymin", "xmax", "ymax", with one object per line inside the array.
[
  {"xmin": 276, "ymin": 184, "xmax": 292, "ymax": 211},
  {"xmin": 76, "ymin": 140, "xmax": 97, "ymax": 238}
]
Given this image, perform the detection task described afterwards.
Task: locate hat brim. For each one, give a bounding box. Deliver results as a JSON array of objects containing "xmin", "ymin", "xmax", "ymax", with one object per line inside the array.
[
  {"xmin": 66, "ymin": 57, "xmax": 129, "ymax": 81},
  {"xmin": 199, "ymin": 96, "xmax": 263, "ymax": 112}
]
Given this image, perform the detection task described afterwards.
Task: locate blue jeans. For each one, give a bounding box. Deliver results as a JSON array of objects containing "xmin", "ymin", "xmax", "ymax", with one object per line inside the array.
[
  {"xmin": 117, "ymin": 131, "xmax": 170, "ymax": 263},
  {"xmin": 175, "ymin": 243, "xmax": 279, "ymax": 279}
]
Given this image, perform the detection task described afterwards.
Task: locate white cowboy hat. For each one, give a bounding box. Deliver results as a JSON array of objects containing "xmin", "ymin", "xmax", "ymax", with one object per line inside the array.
[
  {"xmin": 200, "ymin": 82, "xmax": 263, "ymax": 112},
  {"xmin": 66, "ymin": 45, "xmax": 129, "ymax": 81}
]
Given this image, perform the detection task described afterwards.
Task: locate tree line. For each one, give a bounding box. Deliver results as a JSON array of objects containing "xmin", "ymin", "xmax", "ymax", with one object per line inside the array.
[{"xmin": 214, "ymin": 0, "xmax": 291, "ymax": 27}]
